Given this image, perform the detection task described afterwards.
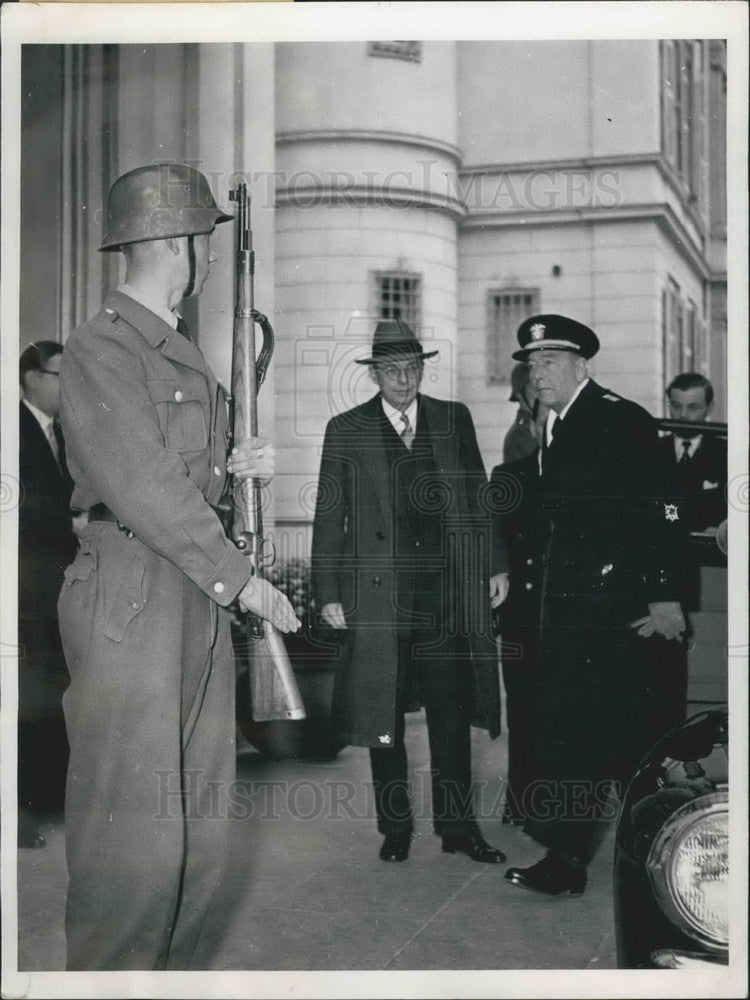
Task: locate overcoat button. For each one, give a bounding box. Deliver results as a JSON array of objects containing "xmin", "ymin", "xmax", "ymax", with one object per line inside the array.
[
  {"xmin": 174, "ymin": 390, "xmax": 184, "ymax": 402},
  {"xmin": 213, "ymin": 581, "xmax": 225, "ymax": 594},
  {"xmin": 376, "ymin": 531, "xmax": 385, "ymax": 540}
]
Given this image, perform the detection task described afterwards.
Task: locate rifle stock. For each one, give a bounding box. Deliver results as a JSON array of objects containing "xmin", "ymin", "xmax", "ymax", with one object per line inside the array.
[{"xmin": 229, "ymin": 182, "xmax": 305, "ymax": 722}]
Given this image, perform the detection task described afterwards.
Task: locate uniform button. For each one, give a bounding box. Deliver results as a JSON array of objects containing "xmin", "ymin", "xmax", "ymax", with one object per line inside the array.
[
  {"xmin": 526, "ymin": 558, "xmax": 533, "ymax": 566},
  {"xmin": 213, "ymin": 582, "xmax": 225, "ymax": 594},
  {"xmin": 414, "ymin": 540, "xmax": 420, "ymax": 548},
  {"xmin": 372, "ymin": 576, "xmax": 382, "ymax": 588},
  {"xmin": 524, "ymin": 582, "xmax": 533, "ymax": 591},
  {"xmin": 174, "ymin": 390, "xmax": 184, "ymax": 402},
  {"xmin": 131, "ymin": 602, "xmax": 140, "ymax": 610},
  {"xmin": 214, "ymin": 466, "xmax": 221, "ymax": 476}
]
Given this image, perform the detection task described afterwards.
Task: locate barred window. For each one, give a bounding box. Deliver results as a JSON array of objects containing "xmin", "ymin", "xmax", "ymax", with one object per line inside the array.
[
  {"xmin": 367, "ymin": 41, "xmax": 422, "ymax": 64},
  {"xmin": 487, "ymin": 289, "xmax": 540, "ymax": 385},
  {"xmin": 374, "ymin": 272, "xmax": 422, "ymax": 330}
]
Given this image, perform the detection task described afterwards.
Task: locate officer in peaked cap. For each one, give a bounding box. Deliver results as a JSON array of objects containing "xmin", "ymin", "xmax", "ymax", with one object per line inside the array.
[
  {"xmin": 57, "ymin": 163, "xmax": 299, "ymax": 970},
  {"xmin": 513, "ymin": 313, "xmax": 600, "ymax": 361},
  {"xmin": 499, "ymin": 314, "xmax": 689, "ymax": 896}
]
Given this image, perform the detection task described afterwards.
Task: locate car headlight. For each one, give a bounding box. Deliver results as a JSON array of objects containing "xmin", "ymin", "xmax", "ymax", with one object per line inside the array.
[{"xmin": 646, "ymin": 791, "xmax": 728, "ymax": 952}]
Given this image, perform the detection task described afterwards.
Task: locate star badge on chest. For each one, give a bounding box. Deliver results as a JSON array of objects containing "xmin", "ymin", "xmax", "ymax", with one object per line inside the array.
[{"xmin": 664, "ymin": 503, "xmax": 679, "ymax": 522}]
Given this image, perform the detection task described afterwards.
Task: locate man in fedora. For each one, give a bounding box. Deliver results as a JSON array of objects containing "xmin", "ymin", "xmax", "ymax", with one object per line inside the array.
[
  {"xmin": 312, "ymin": 319, "xmax": 508, "ymax": 863},
  {"xmin": 57, "ymin": 163, "xmax": 299, "ymax": 969},
  {"xmin": 501, "ymin": 315, "xmax": 688, "ymax": 895}
]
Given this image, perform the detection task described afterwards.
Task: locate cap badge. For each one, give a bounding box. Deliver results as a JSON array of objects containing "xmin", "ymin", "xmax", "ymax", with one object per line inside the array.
[
  {"xmin": 664, "ymin": 503, "xmax": 679, "ymax": 522},
  {"xmin": 530, "ymin": 323, "xmax": 546, "ymax": 341}
]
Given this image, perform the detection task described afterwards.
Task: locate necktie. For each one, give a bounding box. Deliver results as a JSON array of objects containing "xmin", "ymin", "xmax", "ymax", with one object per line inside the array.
[
  {"xmin": 678, "ymin": 439, "xmax": 692, "ymax": 464},
  {"xmin": 399, "ymin": 412, "xmax": 414, "ymax": 450},
  {"xmin": 46, "ymin": 421, "xmax": 61, "ymax": 467},
  {"xmin": 176, "ymin": 316, "xmax": 190, "ymax": 340}
]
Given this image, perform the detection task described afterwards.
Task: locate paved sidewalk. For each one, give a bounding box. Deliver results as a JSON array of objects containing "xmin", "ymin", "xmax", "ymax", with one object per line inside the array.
[{"xmin": 17, "ymin": 714, "xmax": 617, "ymax": 971}]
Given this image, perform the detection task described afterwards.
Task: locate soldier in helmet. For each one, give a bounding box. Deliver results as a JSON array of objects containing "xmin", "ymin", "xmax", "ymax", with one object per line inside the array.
[{"xmin": 58, "ymin": 163, "xmax": 300, "ymax": 970}]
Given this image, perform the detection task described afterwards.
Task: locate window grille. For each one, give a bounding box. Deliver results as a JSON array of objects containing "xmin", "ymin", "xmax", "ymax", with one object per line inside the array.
[
  {"xmin": 373, "ymin": 271, "xmax": 422, "ymax": 331},
  {"xmin": 487, "ymin": 289, "xmax": 540, "ymax": 385}
]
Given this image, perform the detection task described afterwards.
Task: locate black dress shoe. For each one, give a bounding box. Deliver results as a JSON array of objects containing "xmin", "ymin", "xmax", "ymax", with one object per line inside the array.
[
  {"xmin": 379, "ymin": 832, "xmax": 412, "ymax": 862},
  {"xmin": 442, "ymin": 826, "xmax": 506, "ymax": 863},
  {"xmin": 505, "ymin": 852, "xmax": 587, "ymax": 895}
]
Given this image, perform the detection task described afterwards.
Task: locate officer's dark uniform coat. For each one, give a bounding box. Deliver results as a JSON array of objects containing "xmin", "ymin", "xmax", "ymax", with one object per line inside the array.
[
  {"xmin": 311, "ymin": 393, "xmax": 503, "ymax": 750},
  {"xmin": 522, "ymin": 379, "xmax": 688, "ymax": 862}
]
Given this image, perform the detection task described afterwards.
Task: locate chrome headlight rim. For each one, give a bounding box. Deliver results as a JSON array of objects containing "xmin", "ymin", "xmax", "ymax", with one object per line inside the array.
[{"xmin": 646, "ymin": 790, "xmax": 728, "ymax": 953}]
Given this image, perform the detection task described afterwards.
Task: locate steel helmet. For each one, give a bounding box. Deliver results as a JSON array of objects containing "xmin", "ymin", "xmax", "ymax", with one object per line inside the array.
[{"xmin": 99, "ymin": 162, "xmax": 232, "ymax": 251}]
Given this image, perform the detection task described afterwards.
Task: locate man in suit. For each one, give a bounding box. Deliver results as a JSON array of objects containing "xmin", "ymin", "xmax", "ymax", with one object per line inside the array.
[
  {"xmin": 57, "ymin": 163, "xmax": 299, "ymax": 970},
  {"xmin": 18, "ymin": 341, "xmax": 78, "ymax": 848},
  {"xmin": 662, "ymin": 373, "xmax": 727, "ymax": 533},
  {"xmin": 312, "ymin": 319, "xmax": 508, "ymax": 864},
  {"xmin": 502, "ymin": 315, "xmax": 688, "ymax": 896}
]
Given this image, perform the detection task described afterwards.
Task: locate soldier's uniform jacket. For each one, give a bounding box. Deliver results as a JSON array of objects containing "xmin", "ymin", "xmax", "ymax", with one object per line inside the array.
[{"xmin": 60, "ymin": 289, "xmax": 250, "ymax": 605}]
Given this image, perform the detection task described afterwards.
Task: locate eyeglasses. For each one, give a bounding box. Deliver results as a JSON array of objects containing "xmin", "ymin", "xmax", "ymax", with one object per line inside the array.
[{"xmin": 376, "ymin": 362, "xmax": 423, "ymax": 382}]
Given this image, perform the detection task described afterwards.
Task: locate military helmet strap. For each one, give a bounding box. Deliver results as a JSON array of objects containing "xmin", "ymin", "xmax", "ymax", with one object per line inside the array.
[{"xmin": 184, "ymin": 234, "xmax": 196, "ymax": 298}]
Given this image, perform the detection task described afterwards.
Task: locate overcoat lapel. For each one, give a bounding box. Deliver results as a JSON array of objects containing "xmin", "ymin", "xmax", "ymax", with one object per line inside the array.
[{"xmin": 356, "ymin": 394, "xmax": 394, "ymax": 528}]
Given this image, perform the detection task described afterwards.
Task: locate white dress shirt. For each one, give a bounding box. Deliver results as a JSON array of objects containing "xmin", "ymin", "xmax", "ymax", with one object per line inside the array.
[{"xmin": 381, "ymin": 395, "xmax": 418, "ymax": 437}]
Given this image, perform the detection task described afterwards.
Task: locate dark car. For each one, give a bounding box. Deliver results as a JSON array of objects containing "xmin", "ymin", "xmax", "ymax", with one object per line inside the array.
[{"xmin": 614, "ymin": 707, "xmax": 729, "ymax": 969}]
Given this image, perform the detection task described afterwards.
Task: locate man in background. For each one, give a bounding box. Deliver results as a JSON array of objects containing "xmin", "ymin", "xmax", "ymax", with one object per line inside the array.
[
  {"xmin": 662, "ymin": 373, "xmax": 727, "ymax": 533},
  {"xmin": 502, "ymin": 362, "xmax": 548, "ymax": 463},
  {"xmin": 18, "ymin": 341, "xmax": 78, "ymax": 848}
]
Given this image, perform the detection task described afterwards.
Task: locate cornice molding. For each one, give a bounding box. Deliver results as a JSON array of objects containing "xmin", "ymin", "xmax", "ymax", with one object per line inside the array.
[
  {"xmin": 461, "ymin": 202, "xmax": 716, "ymax": 281},
  {"xmin": 461, "ymin": 152, "xmax": 708, "ymax": 240},
  {"xmin": 276, "ymin": 128, "xmax": 463, "ymax": 164},
  {"xmin": 275, "ymin": 181, "xmax": 467, "ymax": 221}
]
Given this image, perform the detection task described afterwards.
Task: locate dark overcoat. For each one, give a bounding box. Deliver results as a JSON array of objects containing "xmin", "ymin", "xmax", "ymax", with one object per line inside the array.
[
  {"xmin": 530, "ymin": 379, "xmax": 689, "ymax": 784},
  {"xmin": 311, "ymin": 393, "xmax": 504, "ymax": 748}
]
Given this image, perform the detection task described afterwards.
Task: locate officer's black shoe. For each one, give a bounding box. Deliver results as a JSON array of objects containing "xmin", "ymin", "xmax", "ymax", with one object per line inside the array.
[
  {"xmin": 504, "ymin": 852, "xmax": 587, "ymax": 895},
  {"xmin": 379, "ymin": 832, "xmax": 412, "ymax": 862},
  {"xmin": 442, "ymin": 825, "xmax": 507, "ymax": 863}
]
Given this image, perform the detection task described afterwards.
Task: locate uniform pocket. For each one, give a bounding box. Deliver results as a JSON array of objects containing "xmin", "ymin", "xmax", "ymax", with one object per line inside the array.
[
  {"xmin": 103, "ymin": 556, "xmax": 146, "ymax": 642},
  {"xmin": 147, "ymin": 377, "xmax": 208, "ymax": 453},
  {"xmin": 62, "ymin": 543, "xmax": 98, "ymax": 588}
]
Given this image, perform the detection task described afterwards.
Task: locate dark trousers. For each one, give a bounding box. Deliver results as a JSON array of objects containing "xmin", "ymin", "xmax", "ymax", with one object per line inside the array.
[
  {"xmin": 500, "ymin": 628, "xmax": 539, "ymax": 821},
  {"xmin": 526, "ymin": 624, "xmax": 656, "ymax": 866},
  {"xmin": 369, "ymin": 632, "xmax": 474, "ymax": 837}
]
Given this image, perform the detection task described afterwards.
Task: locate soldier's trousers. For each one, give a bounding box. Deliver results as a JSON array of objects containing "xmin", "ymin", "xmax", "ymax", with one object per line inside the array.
[{"xmin": 58, "ymin": 523, "xmax": 235, "ymax": 970}]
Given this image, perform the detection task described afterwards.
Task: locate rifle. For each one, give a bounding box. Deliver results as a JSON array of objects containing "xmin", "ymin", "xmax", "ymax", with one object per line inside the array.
[{"xmin": 229, "ymin": 182, "xmax": 306, "ymax": 722}]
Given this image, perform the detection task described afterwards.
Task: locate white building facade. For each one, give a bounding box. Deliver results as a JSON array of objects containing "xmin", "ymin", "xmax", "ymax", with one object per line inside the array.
[{"xmin": 19, "ymin": 39, "xmax": 727, "ymax": 553}]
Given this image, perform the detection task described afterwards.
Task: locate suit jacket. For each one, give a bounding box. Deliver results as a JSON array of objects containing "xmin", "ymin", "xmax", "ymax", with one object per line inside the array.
[
  {"xmin": 18, "ymin": 401, "xmax": 77, "ymax": 622},
  {"xmin": 658, "ymin": 432, "xmax": 727, "ymax": 532},
  {"xmin": 311, "ymin": 392, "xmax": 504, "ymax": 747}
]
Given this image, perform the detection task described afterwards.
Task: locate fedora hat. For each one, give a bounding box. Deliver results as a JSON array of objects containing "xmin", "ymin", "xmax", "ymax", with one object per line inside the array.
[{"xmin": 355, "ymin": 319, "xmax": 439, "ymax": 365}]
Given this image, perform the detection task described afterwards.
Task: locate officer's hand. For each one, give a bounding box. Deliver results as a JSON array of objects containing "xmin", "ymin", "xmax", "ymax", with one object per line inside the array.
[
  {"xmin": 630, "ymin": 601, "xmax": 686, "ymax": 642},
  {"xmin": 321, "ymin": 602, "xmax": 347, "ymax": 629},
  {"xmin": 227, "ymin": 437, "xmax": 275, "ymax": 485},
  {"xmin": 489, "ymin": 573, "xmax": 510, "ymax": 608},
  {"xmin": 238, "ymin": 577, "xmax": 301, "ymax": 634}
]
